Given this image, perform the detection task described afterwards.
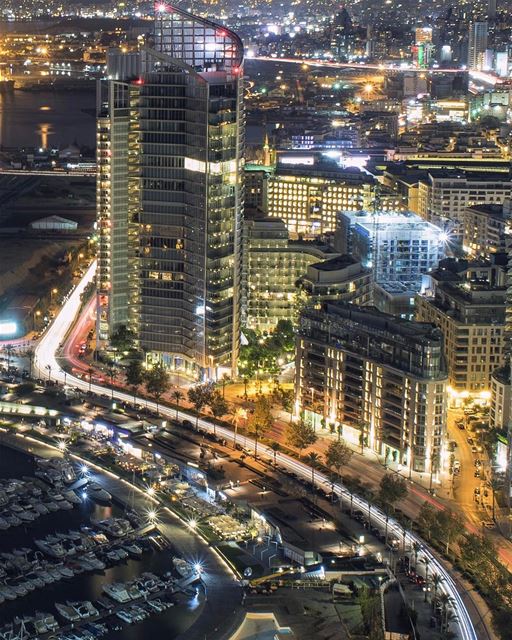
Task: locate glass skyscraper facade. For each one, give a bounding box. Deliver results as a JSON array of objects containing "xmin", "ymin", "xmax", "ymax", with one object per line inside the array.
[{"xmin": 97, "ymin": 6, "xmax": 244, "ymax": 376}]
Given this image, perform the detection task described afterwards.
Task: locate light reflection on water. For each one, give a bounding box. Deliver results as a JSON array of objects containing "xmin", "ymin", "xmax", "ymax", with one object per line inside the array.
[{"xmin": 0, "ymin": 90, "xmax": 96, "ymax": 149}]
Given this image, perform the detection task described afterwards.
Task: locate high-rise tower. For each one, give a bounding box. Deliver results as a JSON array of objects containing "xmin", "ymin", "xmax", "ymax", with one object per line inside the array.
[
  {"xmin": 97, "ymin": 5, "xmax": 244, "ymax": 378},
  {"xmin": 467, "ymin": 21, "xmax": 488, "ymax": 70}
]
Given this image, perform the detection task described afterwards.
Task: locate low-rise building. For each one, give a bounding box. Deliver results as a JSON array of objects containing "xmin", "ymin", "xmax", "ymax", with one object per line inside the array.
[
  {"xmin": 415, "ymin": 256, "xmax": 506, "ymax": 393},
  {"xmin": 296, "ymin": 302, "xmax": 447, "ymax": 473}
]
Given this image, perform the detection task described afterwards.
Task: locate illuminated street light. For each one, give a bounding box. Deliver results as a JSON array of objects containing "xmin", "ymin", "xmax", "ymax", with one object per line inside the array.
[
  {"xmin": 147, "ymin": 486, "xmax": 156, "ymax": 496},
  {"xmin": 188, "ymin": 518, "xmax": 197, "ymax": 530}
]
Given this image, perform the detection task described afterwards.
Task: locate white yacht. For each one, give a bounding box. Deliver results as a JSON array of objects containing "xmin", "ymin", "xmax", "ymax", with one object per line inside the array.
[
  {"xmin": 88, "ymin": 484, "xmax": 112, "ymax": 504},
  {"xmin": 103, "ymin": 582, "xmax": 131, "ymax": 603}
]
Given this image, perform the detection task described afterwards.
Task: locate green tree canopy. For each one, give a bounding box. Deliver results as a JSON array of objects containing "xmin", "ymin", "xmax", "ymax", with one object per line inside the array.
[{"xmin": 286, "ymin": 416, "xmax": 317, "ymax": 456}]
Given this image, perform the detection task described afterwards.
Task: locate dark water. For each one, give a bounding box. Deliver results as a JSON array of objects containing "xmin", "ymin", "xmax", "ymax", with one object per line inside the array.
[
  {"xmin": 0, "ymin": 90, "xmax": 97, "ymax": 149},
  {"xmin": 0, "ymin": 446, "xmax": 203, "ymax": 639}
]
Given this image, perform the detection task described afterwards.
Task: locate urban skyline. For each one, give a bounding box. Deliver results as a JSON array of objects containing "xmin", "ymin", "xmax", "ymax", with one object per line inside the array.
[{"xmin": 0, "ymin": 1, "xmax": 511, "ymax": 640}]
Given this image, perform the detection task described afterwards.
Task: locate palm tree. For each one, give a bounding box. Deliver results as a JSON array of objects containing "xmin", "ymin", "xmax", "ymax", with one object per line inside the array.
[
  {"xmin": 87, "ymin": 367, "xmax": 94, "ymax": 393},
  {"xmin": 430, "ymin": 572, "xmax": 443, "ymax": 610},
  {"xmin": 25, "ymin": 348, "xmax": 34, "ymax": 378},
  {"xmin": 490, "ymin": 477, "xmax": 502, "ymax": 521},
  {"xmin": 306, "ymin": 452, "xmax": 321, "ymax": 498},
  {"xmin": 270, "ymin": 441, "xmax": 280, "ymax": 465},
  {"xmin": 421, "ymin": 556, "xmax": 431, "ymax": 602},
  {"xmin": 232, "ymin": 407, "xmax": 247, "ymax": 449},
  {"xmin": 4, "ymin": 344, "xmax": 14, "ymax": 372},
  {"xmin": 171, "ymin": 390, "xmax": 184, "ymax": 421},
  {"xmin": 438, "ymin": 593, "xmax": 455, "ymax": 633},
  {"xmin": 412, "ymin": 542, "xmax": 421, "ymax": 571}
]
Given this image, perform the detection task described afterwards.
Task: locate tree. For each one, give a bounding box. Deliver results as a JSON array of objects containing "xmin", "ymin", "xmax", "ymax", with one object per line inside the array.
[
  {"xmin": 145, "ymin": 365, "xmax": 170, "ymax": 414},
  {"xmin": 87, "ymin": 367, "xmax": 94, "ymax": 393},
  {"xmin": 3, "ymin": 344, "xmax": 14, "ymax": 372},
  {"xmin": 325, "ymin": 439, "xmax": 353, "ymax": 506},
  {"xmin": 232, "ymin": 407, "xmax": 247, "ymax": 448},
  {"xmin": 430, "ymin": 572, "xmax": 443, "ymax": 610},
  {"xmin": 270, "ymin": 441, "xmax": 280, "ymax": 465},
  {"xmin": 187, "ymin": 383, "xmax": 214, "ymax": 430},
  {"xmin": 379, "ymin": 474, "xmax": 408, "ymax": 510},
  {"xmin": 434, "ymin": 509, "xmax": 460, "ymax": 555},
  {"xmin": 306, "ymin": 451, "xmax": 321, "ymax": 500},
  {"xmin": 417, "ymin": 501, "xmax": 437, "ymax": 542},
  {"xmin": 286, "ymin": 416, "xmax": 317, "ymax": 458},
  {"xmin": 125, "ymin": 360, "xmax": 144, "ymax": 404},
  {"xmin": 248, "ymin": 396, "xmax": 273, "ymax": 458},
  {"xmin": 107, "ymin": 363, "xmax": 118, "ymax": 400},
  {"xmin": 220, "ymin": 373, "xmax": 230, "ymax": 399},
  {"xmin": 412, "ymin": 541, "xmax": 422, "ymax": 571},
  {"xmin": 171, "ymin": 389, "xmax": 184, "ymax": 421},
  {"xmin": 279, "ymin": 388, "xmax": 294, "ymax": 423},
  {"xmin": 25, "ymin": 348, "xmax": 34, "ymax": 378},
  {"xmin": 421, "ymin": 556, "xmax": 431, "ymax": 602},
  {"xmin": 209, "ymin": 390, "xmax": 229, "ymax": 437},
  {"xmin": 110, "ymin": 325, "xmax": 136, "ymax": 352}
]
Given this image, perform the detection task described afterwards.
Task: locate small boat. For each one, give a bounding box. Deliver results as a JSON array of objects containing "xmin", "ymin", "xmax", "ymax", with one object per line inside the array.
[
  {"xmin": 115, "ymin": 547, "xmax": 129, "ymax": 560},
  {"xmin": 36, "ymin": 569, "xmax": 54, "ymax": 584},
  {"xmin": 123, "ymin": 543, "xmax": 143, "ymax": 557},
  {"xmin": 106, "ymin": 550, "xmax": 121, "ymax": 562},
  {"xmin": 55, "ymin": 602, "xmax": 81, "ymax": 622},
  {"xmin": 32, "ymin": 503, "xmax": 50, "ymax": 515},
  {"xmin": 4, "ymin": 514, "xmax": 22, "ymax": 526},
  {"xmin": 45, "ymin": 501, "xmax": 60, "ymax": 512},
  {"xmin": 62, "ymin": 491, "xmax": 81, "ymax": 505},
  {"xmin": 83, "ymin": 552, "xmax": 105, "ymax": 571},
  {"xmin": 88, "ymin": 484, "xmax": 112, "ymax": 504},
  {"xmin": 103, "ymin": 582, "xmax": 131, "ymax": 603},
  {"xmin": 127, "ymin": 584, "xmax": 141, "ymax": 600},
  {"xmin": 0, "ymin": 584, "xmax": 17, "ymax": 600},
  {"xmin": 55, "ymin": 564, "xmax": 74, "ymax": 579},
  {"xmin": 35, "ymin": 540, "xmax": 66, "ymax": 558},
  {"xmin": 26, "ymin": 572, "xmax": 44, "ymax": 588},
  {"xmin": 173, "ymin": 557, "xmax": 197, "ymax": 579},
  {"xmin": 116, "ymin": 610, "xmax": 133, "ymax": 624},
  {"xmin": 0, "ymin": 516, "xmax": 10, "ymax": 530}
]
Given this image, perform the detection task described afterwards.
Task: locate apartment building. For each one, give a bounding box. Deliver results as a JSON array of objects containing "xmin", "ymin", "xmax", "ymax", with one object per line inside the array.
[
  {"xmin": 417, "ymin": 170, "xmax": 512, "ymax": 243},
  {"xmin": 416, "ymin": 256, "xmax": 506, "ymax": 392},
  {"xmin": 296, "ymin": 302, "xmax": 447, "ymax": 473},
  {"xmin": 462, "ymin": 201, "xmax": 510, "ymax": 257}
]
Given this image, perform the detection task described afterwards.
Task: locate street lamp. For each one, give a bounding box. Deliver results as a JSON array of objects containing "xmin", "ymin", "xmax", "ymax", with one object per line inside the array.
[{"xmin": 45, "ymin": 364, "xmax": 52, "ymax": 383}]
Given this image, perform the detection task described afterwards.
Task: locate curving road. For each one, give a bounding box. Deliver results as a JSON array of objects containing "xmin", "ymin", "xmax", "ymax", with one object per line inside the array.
[{"xmin": 33, "ymin": 262, "xmax": 489, "ymax": 640}]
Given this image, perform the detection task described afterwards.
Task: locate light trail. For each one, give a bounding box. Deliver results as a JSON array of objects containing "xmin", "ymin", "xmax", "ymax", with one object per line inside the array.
[
  {"xmin": 34, "ymin": 263, "xmax": 482, "ymax": 640},
  {"xmin": 251, "ymin": 55, "xmax": 500, "ymax": 86}
]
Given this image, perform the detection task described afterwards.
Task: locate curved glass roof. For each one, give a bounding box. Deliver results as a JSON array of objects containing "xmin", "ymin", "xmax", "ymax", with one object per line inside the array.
[{"xmin": 154, "ymin": 2, "xmax": 244, "ymax": 74}]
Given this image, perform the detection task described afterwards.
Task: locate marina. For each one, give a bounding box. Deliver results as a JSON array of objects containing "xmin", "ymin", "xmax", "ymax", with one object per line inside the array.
[{"xmin": 0, "ymin": 445, "xmax": 207, "ymax": 640}]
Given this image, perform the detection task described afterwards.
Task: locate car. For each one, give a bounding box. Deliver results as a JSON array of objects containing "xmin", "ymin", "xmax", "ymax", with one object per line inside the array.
[
  {"xmin": 475, "ymin": 459, "xmax": 482, "ymax": 467},
  {"xmin": 453, "ymin": 467, "xmax": 460, "ymax": 476},
  {"xmin": 456, "ymin": 422, "xmax": 465, "ymax": 430},
  {"xmin": 481, "ymin": 521, "xmax": 494, "ymax": 529},
  {"xmin": 474, "ymin": 487, "xmax": 480, "ymax": 495},
  {"xmin": 471, "ymin": 446, "xmax": 478, "ymax": 454},
  {"xmin": 467, "ymin": 437, "xmax": 474, "ymax": 445},
  {"xmin": 474, "ymin": 470, "xmax": 481, "ymax": 478}
]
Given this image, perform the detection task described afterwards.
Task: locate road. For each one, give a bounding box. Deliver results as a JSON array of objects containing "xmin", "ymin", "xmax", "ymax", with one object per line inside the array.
[
  {"xmin": 251, "ymin": 56, "xmax": 500, "ymax": 85},
  {"xmin": 31, "ymin": 262, "xmax": 492, "ymax": 640}
]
